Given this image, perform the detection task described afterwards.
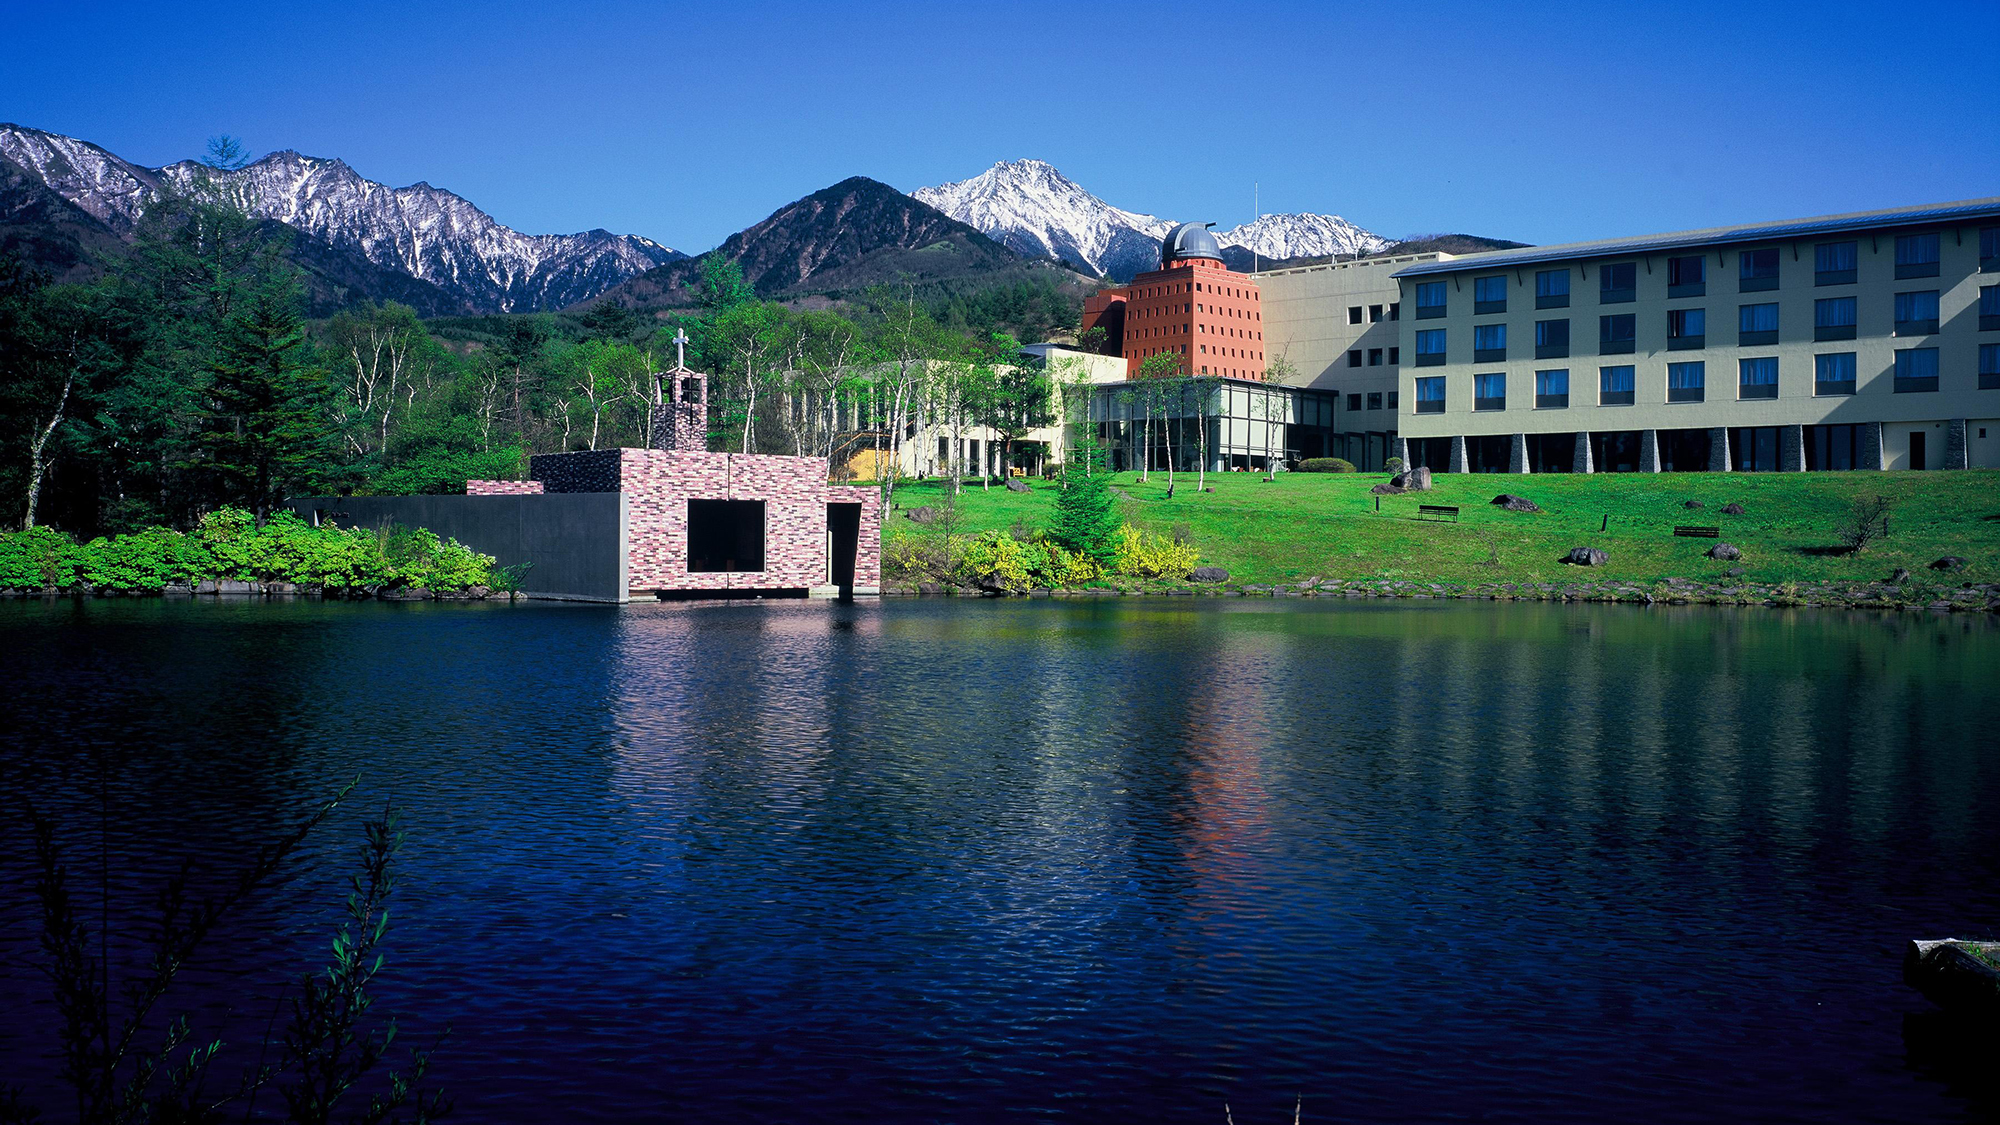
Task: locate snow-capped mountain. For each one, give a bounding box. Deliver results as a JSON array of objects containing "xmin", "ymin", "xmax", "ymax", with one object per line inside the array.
[
  {"xmin": 0, "ymin": 123, "xmax": 681, "ymax": 312},
  {"xmin": 915, "ymin": 159, "xmax": 1389, "ymax": 282},
  {"xmin": 1216, "ymin": 212, "xmax": 1387, "ymax": 263},
  {"xmin": 913, "ymin": 159, "xmax": 1170, "ymax": 283}
]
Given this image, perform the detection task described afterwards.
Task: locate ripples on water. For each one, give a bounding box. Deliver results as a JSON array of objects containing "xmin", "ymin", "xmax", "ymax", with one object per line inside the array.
[{"xmin": 1, "ymin": 598, "xmax": 1996, "ymax": 1123}]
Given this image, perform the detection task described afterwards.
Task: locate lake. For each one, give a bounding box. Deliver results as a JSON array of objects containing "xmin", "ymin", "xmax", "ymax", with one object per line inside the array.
[{"xmin": 2, "ymin": 597, "xmax": 1996, "ymax": 1123}]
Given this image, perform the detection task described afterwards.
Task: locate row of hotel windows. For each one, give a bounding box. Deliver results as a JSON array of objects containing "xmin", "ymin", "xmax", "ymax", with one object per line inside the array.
[
  {"xmin": 1408, "ymin": 286, "xmax": 2000, "ymax": 364},
  {"xmin": 1346, "ymin": 302, "xmax": 1401, "ymax": 324},
  {"xmin": 1412, "ymin": 345, "xmax": 2000, "ymax": 412},
  {"xmin": 1413, "ymin": 229, "xmax": 2000, "ymax": 316},
  {"xmin": 1130, "ymin": 280, "xmax": 1261, "ymax": 301}
]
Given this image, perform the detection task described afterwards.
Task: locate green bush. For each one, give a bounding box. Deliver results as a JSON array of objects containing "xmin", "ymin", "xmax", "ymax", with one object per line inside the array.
[
  {"xmin": 1114, "ymin": 524, "xmax": 1200, "ymax": 580},
  {"xmin": 0, "ymin": 508, "xmax": 494, "ymax": 593},
  {"xmin": 1297, "ymin": 458, "xmax": 1356, "ymax": 473}
]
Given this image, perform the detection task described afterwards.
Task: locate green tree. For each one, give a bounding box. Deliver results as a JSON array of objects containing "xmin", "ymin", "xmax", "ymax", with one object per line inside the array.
[
  {"xmin": 1048, "ymin": 430, "xmax": 1119, "ymax": 571},
  {"xmin": 198, "ymin": 273, "xmax": 332, "ymax": 521},
  {"xmin": 970, "ymin": 333, "xmax": 1056, "ymax": 488}
]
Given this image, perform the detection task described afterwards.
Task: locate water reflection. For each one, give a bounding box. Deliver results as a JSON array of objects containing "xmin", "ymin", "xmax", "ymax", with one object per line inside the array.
[{"xmin": 0, "ymin": 598, "xmax": 1995, "ymax": 1124}]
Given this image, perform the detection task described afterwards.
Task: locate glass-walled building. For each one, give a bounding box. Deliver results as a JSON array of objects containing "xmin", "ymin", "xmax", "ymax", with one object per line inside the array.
[{"xmin": 1088, "ymin": 378, "xmax": 1340, "ymax": 471}]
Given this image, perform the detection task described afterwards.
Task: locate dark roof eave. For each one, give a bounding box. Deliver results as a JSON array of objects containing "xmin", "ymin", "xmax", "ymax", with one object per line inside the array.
[{"xmin": 1390, "ymin": 197, "xmax": 2000, "ymax": 279}]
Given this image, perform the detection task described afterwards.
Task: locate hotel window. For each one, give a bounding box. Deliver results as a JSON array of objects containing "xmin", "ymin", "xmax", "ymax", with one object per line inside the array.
[
  {"xmin": 1415, "ymin": 281, "xmax": 1447, "ymax": 318},
  {"xmin": 1982, "ymin": 343, "xmax": 2000, "ymax": 389},
  {"xmin": 1415, "ymin": 328, "xmax": 1447, "ymax": 366},
  {"xmin": 1348, "ymin": 305, "xmax": 1363, "ymax": 324},
  {"xmin": 1388, "ymin": 347, "xmax": 1400, "ymax": 364},
  {"xmin": 1894, "ymin": 291, "xmax": 1940, "ymax": 336},
  {"xmin": 1388, "ymin": 391, "xmax": 1399, "ymax": 409},
  {"xmin": 1816, "ymin": 240, "xmax": 1858, "ymax": 285},
  {"xmin": 1668, "ymin": 255, "xmax": 1706, "ymax": 297},
  {"xmin": 1473, "ymin": 323, "xmax": 1506, "ymax": 362},
  {"xmin": 1739, "ymin": 247, "xmax": 1780, "ymax": 291},
  {"xmin": 1814, "ymin": 296, "xmax": 1857, "ymax": 341},
  {"xmin": 1369, "ymin": 304, "xmax": 1384, "ymax": 322},
  {"xmin": 1599, "ymin": 365, "xmax": 1636, "ymax": 406},
  {"xmin": 1894, "ymin": 347, "xmax": 1939, "ymax": 392},
  {"xmin": 1739, "ymin": 356, "xmax": 1778, "ymax": 400},
  {"xmin": 1895, "ymin": 232, "xmax": 1941, "ymax": 278},
  {"xmin": 1600, "ymin": 262, "xmax": 1636, "ymax": 303},
  {"xmin": 1347, "ymin": 393, "xmax": 1362, "ymax": 411},
  {"xmin": 1535, "ymin": 368, "xmax": 1569, "ymax": 409},
  {"xmin": 1739, "ymin": 302, "xmax": 1779, "ymax": 345},
  {"xmin": 1599, "ymin": 313, "xmax": 1636, "ymax": 354},
  {"xmin": 1388, "ymin": 302, "xmax": 1401, "ymax": 320},
  {"xmin": 1815, "ymin": 352, "xmax": 1857, "ymax": 396},
  {"xmin": 1535, "ymin": 268, "xmax": 1570, "ymax": 308},
  {"xmin": 1348, "ymin": 349, "xmax": 1363, "ymax": 367},
  {"xmin": 1983, "ymin": 227, "xmax": 2000, "ymax": 273},
  {"xmin": 1667, "ymin": 308, "xmax": 1706, "ymax": 350},
  {"xmin": 1367, "ymin": 392, "xmax": 1383, "ymax": 410},
  {"xmin": 1667, "ymin": 361, "xmax": 1706, "ymax": 403},
  {"xmin": 1535, "ymin": 318, "xmax": 1570, "ymax": 359},
  {"xmin": 1368, "ymin": 348, "xmax": 1384, "ymax": 366},
  {"xmin": 1415, "ymin": 375, "xmax": 1446, "ymax": 414},
  {"xmin": 1473, "ymin": 372, "xmax": 1506, "ymax": 411},
  {"xmin": 1474, "ymin": 275, "xmax": 1506, "ymax": 314},
  {"xmin": 1981, "ymin": 284, "xmax": 2000, "ymax": 330}
]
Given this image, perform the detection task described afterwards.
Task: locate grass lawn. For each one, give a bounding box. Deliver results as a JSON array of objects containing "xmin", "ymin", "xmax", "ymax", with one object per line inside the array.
[{"xmin": 878, "ymin": 469, "xmax": 2000, "ymax": 587}]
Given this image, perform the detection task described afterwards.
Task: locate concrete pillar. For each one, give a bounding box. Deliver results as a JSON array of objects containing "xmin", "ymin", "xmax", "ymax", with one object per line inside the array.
[
  {"xmin": 1573, "ymin": 431, "xmax": 1594, "ymax": 474},
  {"xmin": 1449, "ymin": 435, "xmax": 1469, "ymax": 473},
  {"xmin": 1780, "ymin": 424, "xmax": 1806, "ymax": 472},
  {"xmin": 1639, "ymin": 429, "xmax": 1661, "ymax": 473},
  {"xmin": 1707, "ymin": 428, "xmax": 1731, "ymax": 472},
  {"xmin": 1945, "ymin": 418, "xmax": 1968, "ymax": 470},
  {"xmin": 1391, "ymin": 435, "xmax": 1408, "ymax": 468},
  {"xmin": 1860, "ymin": 421, "xmax": 1884, "ymax": 470},
  {"xmin": 1508, "ymin": 433, "xmax": 1529, "ymax": 473}
]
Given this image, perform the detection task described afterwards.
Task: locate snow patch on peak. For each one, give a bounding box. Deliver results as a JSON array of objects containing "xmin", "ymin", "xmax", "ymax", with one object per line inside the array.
[
  {"xmin": 917, "ymin": 159, "xmax": 1390, "ymax": 281},
  {"xmin": 1215, "ymin": 212, "xmax": 1389, "ymax": 262}
]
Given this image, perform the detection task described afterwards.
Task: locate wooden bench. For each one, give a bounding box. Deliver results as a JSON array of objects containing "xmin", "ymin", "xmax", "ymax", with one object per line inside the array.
[
  {"xmin": 1418, "ymin": 504, "xmax": 1461, "ymax": 523},
  {"xmin": 1673, "ymin": 525, "xmax": 1720, "ymax": 538}
]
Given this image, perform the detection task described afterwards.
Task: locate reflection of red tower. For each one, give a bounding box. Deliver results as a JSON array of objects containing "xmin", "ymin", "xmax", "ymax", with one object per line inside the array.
[{"xmin": 1078, "ymin": 222, "xmax": 1267, "ymax": 381}]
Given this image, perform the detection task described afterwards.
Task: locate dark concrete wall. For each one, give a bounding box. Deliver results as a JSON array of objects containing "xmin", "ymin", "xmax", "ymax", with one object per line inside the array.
[{"xmin": 288, "ymin": 494, "xmax": 627, "ymax": 602}]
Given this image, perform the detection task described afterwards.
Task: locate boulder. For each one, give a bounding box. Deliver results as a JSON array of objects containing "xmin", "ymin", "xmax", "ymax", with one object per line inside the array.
[
  {"xmin": 1905, "ymin": 940, "xmax": 2000, "ymax": 1015},
  {"xmin": 1706, "ymin": 543, "xmax": 1742, "ymax": 561},
  {"xmin": 1931, "ymin": 556, "xmax": 1967, "ymax": 571},
  {"xmin": 1189, "ymin": 566, "xmax": 1230, "ymax": 583},
  {"xmin": 195, "ymin": 580, "xmax": 218, "ymax": 595},
  {"xmin": 1683, "ymin": 499, "xmax": 1705, "ymax": 510},
  {"xmin": 1370, "ymin": 483, "xmax": 1406, "ymax": 495},
  {"xmin": 1890, "ymin": 567, "xmax": 1912, "ymax": 584},
  {"xmin": 1390, "ymin": 467, "xmax": 1433, "ymax": 491},
  {"xmin": 1004, "ymin": 478, "xmax": 1031, "ymax": 493},
  {"xmin": 906, "ymin": 506, "xmax": 936, "ymax": 524},
  {"xmin": 1561, "ymin": 547, "xmax": 1610, "ymax": 567},
  {"xmin": 1724, "ymin": 567, "xmax": 1746, "ymax": 577},
  {"xmin": 918, "ymin": 581, "xmax": 943, "ymax": 595},
  {"xmin": 1721, "ymin": 502, "xmax": 1747, "ymax": 515},
  {"xmin": 217, "ymin": 579, "xmax": 257, "ymax": 595},
  {"xmin": 1491, "ymin": 494, "xmax": 1542, "ymax": 513}
]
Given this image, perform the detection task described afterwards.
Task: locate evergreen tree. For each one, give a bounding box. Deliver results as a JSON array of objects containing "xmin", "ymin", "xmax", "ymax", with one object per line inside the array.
[
  {"xmin": 1048, "ymin": 432, "xmax": 1119, "ymax": 570},
  {"xmin": 198, "ymin": 273, "xmax": 331, "ymax": 520}
]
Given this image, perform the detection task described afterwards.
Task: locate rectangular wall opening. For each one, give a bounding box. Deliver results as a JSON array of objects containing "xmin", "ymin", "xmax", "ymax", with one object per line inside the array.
[
  {"xmin": 827, "ymin": 502, "xmax": 860, "ymax": 595},
  {"xmin": 687, "ymin": 499, "xmax": 765, "ymax": 572}
]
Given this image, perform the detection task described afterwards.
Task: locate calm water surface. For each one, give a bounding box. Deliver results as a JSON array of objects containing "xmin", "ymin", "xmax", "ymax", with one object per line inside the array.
[{"xmin": 1, "ymin": 597, "xmax": 1996, "ymax": 1123}]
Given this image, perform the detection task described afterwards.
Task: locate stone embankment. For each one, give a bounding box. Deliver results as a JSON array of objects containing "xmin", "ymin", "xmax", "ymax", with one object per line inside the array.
[
  {"xmin": 1, "ymin": 582, "xmax": 500, "ymax": 600},
  {"xmin": 883, "ymin": 575, "xmax": 2000, "ymax": 612}
]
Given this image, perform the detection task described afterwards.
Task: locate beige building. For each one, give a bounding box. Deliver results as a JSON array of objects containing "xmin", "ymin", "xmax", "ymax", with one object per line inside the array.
[
  {"xmin": 1256, "ymin": 252, "xmax": 1443, "ymax": 468},
  {"xmin": 1383, "ymin": 198, "xmax": 2000, "ymax": 473}
]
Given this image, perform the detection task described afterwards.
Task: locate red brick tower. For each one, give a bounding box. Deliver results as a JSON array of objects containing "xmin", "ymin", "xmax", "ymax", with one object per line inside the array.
[{"xmin": 1078, "ymin": 222, "xmax": 1267, "ymax": 381}]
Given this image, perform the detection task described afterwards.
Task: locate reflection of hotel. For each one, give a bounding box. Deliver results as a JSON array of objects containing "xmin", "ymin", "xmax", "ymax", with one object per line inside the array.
[{"xmin": 1083, "ymin": 197, "xmax": 2000, "ymax": 472}]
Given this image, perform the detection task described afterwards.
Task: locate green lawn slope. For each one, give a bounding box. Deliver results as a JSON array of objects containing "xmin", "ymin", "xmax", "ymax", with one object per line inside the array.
[{"xmin": 880, "ymin": 470, "xmax": 2000, "ymax": 587}]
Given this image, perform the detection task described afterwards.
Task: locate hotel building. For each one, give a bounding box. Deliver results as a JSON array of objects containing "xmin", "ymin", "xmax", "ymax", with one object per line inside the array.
[{"xmin": 1384, "ymin": 198, "xmax": 2000, "ymax": 473}]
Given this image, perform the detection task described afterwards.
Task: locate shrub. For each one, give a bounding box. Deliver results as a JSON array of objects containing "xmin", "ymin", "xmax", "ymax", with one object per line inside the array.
[
  {"xmin": 1114, "ymin": 524, "xmax": 1200, "ymax": 580},
  {"xmin": 0, "ymin": 527, "xmax": 78, "ymax": 589},
  {"xmin": 1297, "ymin": 458, "xmax": 1356, "ymax": 473},
  {"xmin": 1049, "ymin": 444, "xmax": 1121, "ymax": 569},
  {"xmin": 1384, "ymin": 456, "xmax": 1405, "ymax": 474},
  {"xmin": 1836, "ymin": 495, "xmax": 1894, "ymax": 554}
]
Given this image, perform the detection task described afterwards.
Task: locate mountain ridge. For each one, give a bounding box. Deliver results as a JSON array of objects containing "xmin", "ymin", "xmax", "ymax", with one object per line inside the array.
[{"xmin": 0, "ymin": 123, "xmax": 681, "ymax": 313}]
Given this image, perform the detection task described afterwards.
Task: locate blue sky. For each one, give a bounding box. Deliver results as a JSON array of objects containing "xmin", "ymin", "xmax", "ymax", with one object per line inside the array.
[{"xmin": 5, "ymin": 0, "xmax": 1995, "ymax": 254}]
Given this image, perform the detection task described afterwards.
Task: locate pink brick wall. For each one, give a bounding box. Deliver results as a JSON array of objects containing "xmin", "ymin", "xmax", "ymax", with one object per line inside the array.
[
  {"xmin": 466, "ymin": 479, "xmax": 545, "ymax": 495},
  {"xmin": 618, "ymin": 450, "xmax": 881, "ymax": 594}
]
